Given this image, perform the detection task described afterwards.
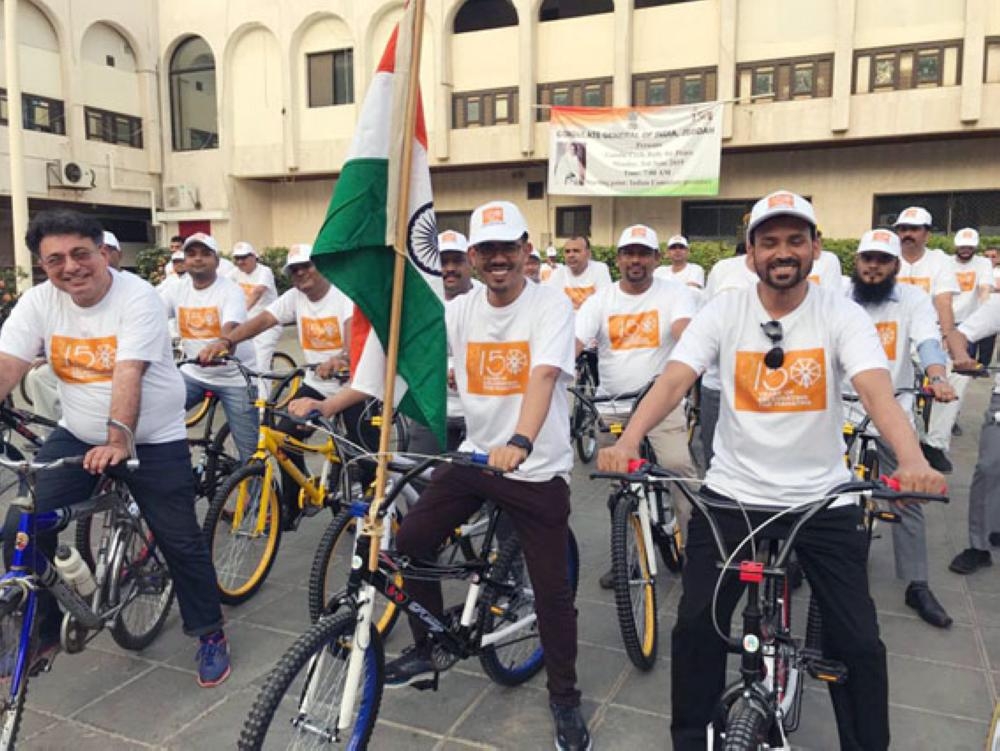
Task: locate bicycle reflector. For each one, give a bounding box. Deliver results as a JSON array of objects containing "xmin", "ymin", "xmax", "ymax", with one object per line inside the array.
[
  {"xmin": 739, "ymin": 560, "xmax": 765, "ymax": 583},
  {"xmin": 610, "ymin": 423, "xmax": 624, "ymax": 435}
]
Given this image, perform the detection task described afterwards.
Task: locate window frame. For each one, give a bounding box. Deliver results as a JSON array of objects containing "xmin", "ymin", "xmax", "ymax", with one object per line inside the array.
[
  {"xmin": 537, "ymin": 77, "xmax": 613, "ymax": 121},
  {"xmin": 452, "ymin": 86, "xmax": 518, "ymax": 129},
  {"xmin": 84, "ymin": 106, "xmax": 143, "ymax": 148},
  {"xmin": 169, "ymin": 37, "xmax": 219, "ymax": 152},
  {"xmin": 632, "ymin": 67, "xmax": 717, "ymax": 106},
  {"xmin": 306, "ymin": 48, "xmax": 355, "ymax": 108},
  {"xmin": 736, "ymin": 54, "xmax": 833, "ymax": 102},
  {"xmin": 555, "ymin": 205, "xmax": 592, "ymax": 238},
  {"xmin": 854, "ymin": 40, "xmax": 962, "ymax": 93}
]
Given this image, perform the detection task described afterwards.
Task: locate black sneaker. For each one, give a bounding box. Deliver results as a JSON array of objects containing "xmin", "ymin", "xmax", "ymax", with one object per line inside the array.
[
  {"xmin": 989, "ymin": 532, "xmax": 1000, "ymax": 548},
  {"xmin": 949, "ymin": 548, "xmax": 992, "ymax": 575},
  {"xmin": 598, "ymin": 569, "xmax": 614, "ymax": 590},
  {"xmin": 385, "ymin": 644, "xmax": 452, "ymax": 688},
  {"xmin": 952, "ymin": 424, "xmax": 963, "ymax": 437},
  {"xmin": 919, "ymin": 443, "xmax": 953, "ymax": 474},
  {"xmin": 551, "ymin": 703, "xmax": 592, "ymax": 751}
]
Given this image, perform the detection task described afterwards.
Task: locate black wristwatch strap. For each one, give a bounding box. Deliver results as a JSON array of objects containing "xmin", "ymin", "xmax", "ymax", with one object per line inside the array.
[{"xmin": 507, "ymin": 433, "xmax": 533, "ymax": 456}]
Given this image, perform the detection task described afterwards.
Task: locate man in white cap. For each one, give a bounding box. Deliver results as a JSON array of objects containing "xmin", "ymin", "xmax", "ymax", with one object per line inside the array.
[
  {"xmin": 654, "ymin": 234, "xmax": 704, "ymax": 289},
  {"xmin": 846, "ymin": 228, "xmax": 956, "ymax": 627},
  {"xmin": 101, "ymin": 230, "xmax": 123, "ymax": 271},
  {"xmin": 160, "ymin": 232, "xmax": 258, "ymax": 463},
  {"xmin": 382, "ymin": 200, "xmax": 590, "ymax": 751},
  {"xmin": 540, "ymin": 245, "xmax": 561, "ymax": 283},
  {"xmin": 599, "ymin": 190, "xmax": 943, "ymax": 751},
  {"xmin": 893, "ymin": 207, "xmax": 961, "ymax": 471},
  {"xmin": 577, "ymin": 224, "xmax": 698, "ymax": 587},
  {"xmin": 525, "ymin": 247, "xmax": 542, "ymax": 283},
  {"xmin": 229, "ymin": 241, "xmax": 281, "ymax": 374},
  {"xmin": 438, "ymin": 230, "xmax": 477, "ymax": 300},
  {"xmin": 807, "ymin": 229, "xmax": 843, "ymax": 290},
  {"xmin": 545, "ymin": 235, "xmax": 611, "ymax": 310}
]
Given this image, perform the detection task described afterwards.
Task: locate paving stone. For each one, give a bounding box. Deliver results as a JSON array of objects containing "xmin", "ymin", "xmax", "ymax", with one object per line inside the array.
[
  {"xmin": 23, "ymin": 720, "xmax": 152, "ymax": 750},
  {"xmin": 591, "ymin": 704, "xmax": 668, "ymax": 748},
  {"xmin": 25, "ymin": 649, "xmax": 152, "ymax": 717}
]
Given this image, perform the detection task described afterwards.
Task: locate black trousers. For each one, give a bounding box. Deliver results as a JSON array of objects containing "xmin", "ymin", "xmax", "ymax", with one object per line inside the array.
[
  {"xmin": 671, "ymin": 502, "xmax": 888, "ymax": 751},
  {"xmin": 975, "ymin": 335, "xmax": 996, "ymax": 368}
]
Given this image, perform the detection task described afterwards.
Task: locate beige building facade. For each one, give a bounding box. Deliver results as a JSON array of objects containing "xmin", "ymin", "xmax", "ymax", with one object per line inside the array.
[{"xmin": 1, "ymin": 0, "xmax": 999, "ymax": 268}]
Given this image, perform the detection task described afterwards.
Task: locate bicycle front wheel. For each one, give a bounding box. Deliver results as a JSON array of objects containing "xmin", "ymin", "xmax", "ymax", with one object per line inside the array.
[
  {"xmin": 0, "ymin": 590, "xmax": 30, "ymax": 749},
  {"xmin": 202, "ymin": 422, "xmax": 239, "ymax": 503},
  {"xmin": 611, "ymin": 493, "xmax": 658, "ymax": 670},
  {"xmin": 239, "ymin": 611, "xmax": 384, "ymax": 751},
  {"xmin": 573, "ymin": 400, "xmax": 597, "ymax": 464},
  {"xmin": 109, "ymin": 515, "xmax": 176, "ymax": 651},
  {"xmin": 722, "ymin": 698, "xmax": 771, "ymax": 751},
  {"xmin": 204, "ymin": 463, "xmax": 282, "ymax": 605}
]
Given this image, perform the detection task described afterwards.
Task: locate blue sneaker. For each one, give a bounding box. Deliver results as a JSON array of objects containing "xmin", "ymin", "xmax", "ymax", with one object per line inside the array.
[{"xmin": 196, "ymin": 631, "xmax": 231, "ymax": 687}]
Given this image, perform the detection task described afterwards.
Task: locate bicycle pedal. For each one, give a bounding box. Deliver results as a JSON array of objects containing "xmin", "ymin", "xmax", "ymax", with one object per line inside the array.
[
  {"xmin": 874, "ymin": 511, "xmax": 901, "ymax": 524},
  {"xmin": 804, "ymin": 656, "xmax": 848, "ymax": 684}
]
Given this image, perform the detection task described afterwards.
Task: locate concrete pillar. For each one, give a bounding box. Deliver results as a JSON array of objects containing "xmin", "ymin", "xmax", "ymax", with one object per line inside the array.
[
  {"xmin": 4, "ymin": 0, "xmax": 32, "ymax": 289},
  {"xmin": 830, "ymin": 0, "xmax": 856, "ymax": 133},
  {"xmin": 960, "ymin": 0, "xmax": 986, "ymax": 124},
  {"xmin": 718, "ymin": 0, "xmax": 737, "ymax": 141},
  {"xmin": 612, "ymin": 1, "xmax": 632, "ymax": 106},
  {"xmin": 518, "ymin": 5, "xmax": 535, "ymax": 156}
]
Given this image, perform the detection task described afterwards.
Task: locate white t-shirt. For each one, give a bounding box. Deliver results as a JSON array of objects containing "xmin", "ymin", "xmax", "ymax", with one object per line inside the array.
[
  {"xmin": 958, "ymin": 297, "xmax": 1000, "ymax": 393},
  {"xmin": 807, "ymin": 251, "xmax": 842, "ymax": 291},
  {"xmin": 539, "ymin": 263, "xmax": 562, "ymax": 284},
  {"xmin": 702, "ymin": 256, "xmax": 760, "ymax": 389},
  {"xmin": 949, "ymin": 255, "xmax": 993, "ymax": 323},
  {"xmin": 544, "ymin": 260, "xmax": 612, "ymax": 311},
  {"xmin": 448, "ymin": 282, "xmax": 575, "ymax": 482},
  {"xmin": 844, "ymin": 282, "xmax": 940, "ymax": 428},
  {"xmin": 161, "ymin": 275, "xmax": 255, "ymax": 387},
  {"xmin": 219, "ymin": 257, "xmax": 236, "ymax": 279},
  {"xmin": 0, "ymin": 271, "xmax": 186, "ymax": 445},
  {"xmin": 670, "ymin": 284, "xmax": 888, "ymax": 507},
  {"xmin": 267, "ymin": 284, "xmax": 354, "ymax": 396},
  {"xmin": 991, "ymin": 264, "xmax": 1000, "ymax": 290},
  {"xmin": 654, "ymin": 263, "xmax": 705, "ymax": 289},
  {"xmin": 231, "ymin": 263, "xmax": 278, "ymax": 317},
  {"xmin": 576, "ymin": 278, "xmax": 697, "ymax": 395},
  {"xmin": 897, "ymin": 248, "xmax": 960, "ymax": 298}
]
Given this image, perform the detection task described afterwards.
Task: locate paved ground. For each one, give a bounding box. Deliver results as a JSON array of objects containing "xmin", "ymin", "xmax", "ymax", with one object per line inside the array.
[{"xmin": 6, "ymin": 368, "xmax": 1000, "ymax": 749}]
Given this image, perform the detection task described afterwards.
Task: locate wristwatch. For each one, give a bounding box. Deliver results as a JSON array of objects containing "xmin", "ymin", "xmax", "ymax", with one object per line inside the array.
[
  {"xmin": 928, "ymin": 375, "xmax": 946, "ymax": 385},
  {"xmin": 506, "ymin": 434, "xmax": 533, "ymax": 456}
]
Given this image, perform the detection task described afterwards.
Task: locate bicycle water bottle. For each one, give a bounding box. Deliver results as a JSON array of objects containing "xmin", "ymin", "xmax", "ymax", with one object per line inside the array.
[{"xmin": 54, "ymin": 545, "xmax": 97, "ymax": 598}]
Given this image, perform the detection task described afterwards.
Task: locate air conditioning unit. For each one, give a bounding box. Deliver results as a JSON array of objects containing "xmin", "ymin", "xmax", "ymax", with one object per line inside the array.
[
  {"xmin": 48, "ymin": 160, "xmax": 95, "ymax": 190},
  {"xmin": 163, "ymin": 183, "xmax": 199, "ymax": 211}
]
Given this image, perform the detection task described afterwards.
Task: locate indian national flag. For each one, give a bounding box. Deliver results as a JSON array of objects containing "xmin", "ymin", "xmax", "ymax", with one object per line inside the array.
[{"xmin": 312, "ymin": 6, "xmax": 446, "ymax": 448}]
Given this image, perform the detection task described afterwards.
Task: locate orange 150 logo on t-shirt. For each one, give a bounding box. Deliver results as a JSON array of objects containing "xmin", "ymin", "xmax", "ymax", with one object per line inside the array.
[
  {"xmin": 608, "ymin": 310, "xmax": 660, "ymax": 350},
  {"xmin": 897, "ymin": 277, "xmax": 931, "ymax": 293},
  {"xmin": 178, "ymin": 307, "xmax": 222, "ymax": 340},
  {"xmin": 238, "ymin": 282, "xmax": 256, "ymax": 307},
  {"xmin": 49, "ymin": 335, "xmax": 117, "ymax": 384},
  {"xmin": 875, "ymin": 321, "xmax": 897, "ymax": 360},
  {"xmin": 734, "ymin": 348, "xmax": 827, "ymax": 412},
  {"xmin": 955, "ymin": 271, "xmax": 976, "ymax": 292},
  {"xmin": 300, "ymin": 316, "xmax": 343, "ymax": 351},
  {"xmin": 465, "ymin": 342, "xmax": 531, "ymax": 396},
  {"xmin": 564, "ymin": 286, "xmax": 596, "ymax": 310}
]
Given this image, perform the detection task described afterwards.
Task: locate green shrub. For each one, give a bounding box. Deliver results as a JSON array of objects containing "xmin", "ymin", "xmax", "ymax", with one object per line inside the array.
[
  {"xmin": 259, "ymin": 247, "xmax": 292, "ymax": 295},
  {"xmin": 136, "ymin": 247, "xmax": 171, "ymax": 285}
]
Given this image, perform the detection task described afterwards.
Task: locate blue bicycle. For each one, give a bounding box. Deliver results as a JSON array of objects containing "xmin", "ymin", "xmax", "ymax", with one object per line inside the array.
[{"xmin": 0, "ymin": 423, "xmax": 174, "ymax": 748}]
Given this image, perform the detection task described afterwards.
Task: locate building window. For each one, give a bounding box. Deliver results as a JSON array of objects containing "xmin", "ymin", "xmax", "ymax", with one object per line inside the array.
[
  {"xmin": 170, "ymin": 36, "xmax": 218, "ymax": 151},
  {"xmin": 854, "ymin": 41, "xmax": 961, "ymax": 93},
  {"xmin": 873, "ymin": 191, "xmax": 1000, "ymax": 235},
  {"xmin": 537, "ymin": 78, "xmax": 612, "ymax": 120},
  {"xmin": 0, "ymin": 90, "xmax": 7, "ymax": 126},
  {"xmin": 682, "ymin": 199, "xmax": 758, "ymax": 242},
  {"xmin": 527, "ymin": 181, "xmax": 544, "ymax": 200},
  {"xmin": 454, "ymin": 0, "xmax": 518, "ymax": 33},
  {"xmin": 307, "ymin": 49, "xmax": 355, "ymax": 108},
  {"xmin": 436, "ymin": 211, "xmax": 471, "ymax": 237},
  {"xmin": 633, "ymin": 67, "xmax": 717, "ymax": 106},
  {"xmin": 986, "ymin": 37, "xmax": 1000, "ymax": 83},
  {"xmin": 105, "ymin": 54, "xmax": 115, "ymax": 67},
  {"xmin": 85, "ymin": 107, "xmax": 143, "ymax": 148},
  {"xmin": 0, "ymin": 89, "xmax": 67, "ymax": 135},
  {"xmin": 540, "ymin": 0, "xmax": 613, "ymax": 22},
  {"xmin": 453, "ymin": 87, "xmax": 518, "ymax": 128},
  {"xmin": 737, "ymin": 55, "xmax": 833, "ymax": 102},
  {"xmin": 556, "ymin": 206, "xmax": 592, "ymax": 238}
]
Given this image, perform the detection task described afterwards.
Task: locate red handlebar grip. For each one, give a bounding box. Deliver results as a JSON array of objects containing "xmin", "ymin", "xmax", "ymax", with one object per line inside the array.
[{"xmin": 627, "ymin": 459, "xmax": 648, "ymax": 473}]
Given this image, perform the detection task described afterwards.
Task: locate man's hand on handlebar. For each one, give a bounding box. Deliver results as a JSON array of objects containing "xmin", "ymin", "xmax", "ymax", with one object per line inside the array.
[
  {"xmin": 891, "ymin": 458, "xmax": 946, "ymax": 506},
  {"xmin": 196, "ymin": 339, "xmax": 230, "ymax": 365},
  {"xmin": 289, "ymin": 396, "xmax": 333, "ymax": 419},
  {"xmin": 488, "ymin": 444, "xmax": 528, "ymax": 473},
  {"xmin": 315, "ymin": 356, "xmax": 348, "ymax": 381},
  {"xmin": 926, "ymin": 379, "xmax": 956, "ymax": 403},
  {"xmin": 951, "ymin": 354, "xmax": 981, "ymax": 374},
  {"xmin": 83, "ymin": 443, "xmax": 130, "ymax": 475},
  {"xmin": 597, "ymin": 440, "xmax": 642, "ymax": 473}
]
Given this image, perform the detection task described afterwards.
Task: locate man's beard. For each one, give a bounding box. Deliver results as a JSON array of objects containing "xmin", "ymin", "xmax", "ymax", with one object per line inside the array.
[{"xmin": 851, "ymin": 269, "xmax": 896, "ymax": 305}]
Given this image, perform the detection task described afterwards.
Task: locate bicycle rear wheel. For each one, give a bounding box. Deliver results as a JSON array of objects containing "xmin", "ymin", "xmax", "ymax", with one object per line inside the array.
[
  {"xmin": 239, "ymin": 611, "xmax": 384, "ymax": 751},
  {"xmin": 109, "ymin": 514, "xmax": 176, "ymax": 651},
  {"xmin": 307, "ymin": 509, "xmax": 400, "ymax": 635},
  {"xmin": 268, "ymin": 352, "xmax": 300, "ymax": 408},
  {"xmin": 203, "ymin": 423, "xmax": 239, "ymax": 503},
  {"xmin": 722, "ymin": 698, "xmax": 771, "ymax": 751},
  {"xmin": 478, "ymin": 530, "xmax": 579, "ymax": 686},
  {"xmin": 573, "ymin": 399, "xmax": 597, "ymax": 464},
  {"xmin": 0, "ymin": 589, "xmax": 29, "ymax": 750},
  {"xmin": 611, "ymin": 493, "xmax": 658, "ymax": 670},
  {"xmin": 204, "ymin": 463, "xmax": 282, "ymax": 605}
]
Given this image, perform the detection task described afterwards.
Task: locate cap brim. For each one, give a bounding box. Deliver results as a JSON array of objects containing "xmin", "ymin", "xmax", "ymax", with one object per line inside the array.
[{"xmin": 748, "ymin": 209, "xmax": 816, "ymax": 237}]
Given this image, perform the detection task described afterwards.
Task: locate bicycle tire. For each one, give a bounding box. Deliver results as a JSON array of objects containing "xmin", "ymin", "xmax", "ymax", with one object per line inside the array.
[
  {"xmin": 184, "ymin": 395, "xmax": 212, "ymax": 429},
  {"xmin": 574, "ymin": 399, "xmax": 597, "ymax": 464},
  {"xmin": 238, "ymin": 611, "xmax": 384, "ymax": 751},
  {"xmin": 611, "ymin": 493, "xmax": 658, "ymax": 670},
  {"xmin": 108, "ymin": 515, "xmax": 176, "ymax": 651},
  {"xmin": 0, "ymin": 591, "xmax": 29, "ymax": 750},
  {"xmin": 307, "ymin": 509, "xmax": 401, "ymax": 635},
  {"xmin": 204, "ymin": 463, "xmax": 282, "ymax": 605},
  {"xmin": 478, "ymin": 529, "xmax": 580, "ymax": 686},
  {"xmin": 16, "ymin": 373, "xmax": 32, "ymax": 408},
  {"xmin": 268, "ymin": 352, "xmax": 300, "ymax": 409},
  {"xmin": 203, "ymin": 423, "xmax": 239, "ymax": 503},
  {"xmin": 722, "ymin": 698, "xmax": 771, "ymax": 751},
  {"xmin": 0, "ymin": 442, "xmax": 25, "ymax": 499},
  {"xmin": 357, "ymin": 401, "xmax": 409, "ymax": 453},
  {"xmin": 988, "ymin": 698, "xmax": 1000, "ymax": 751}
]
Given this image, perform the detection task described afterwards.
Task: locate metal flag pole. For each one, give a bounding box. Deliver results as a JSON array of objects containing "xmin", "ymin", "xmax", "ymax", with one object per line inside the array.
[{"xmin": 366, "ymin": 0, "xmax": 427, "ymax": 571}]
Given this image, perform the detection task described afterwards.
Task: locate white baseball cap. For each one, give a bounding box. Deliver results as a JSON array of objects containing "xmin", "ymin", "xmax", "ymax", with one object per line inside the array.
[
  {"xmin": 182, "ymin": 232, "xmax": 219, "ymax": 255},
  {"xmin": 617, "ymin": 224, "xmax": 659, "ymax": 252},
  {"xmin": 893, "ymin": 206, "xmax": 932, "ymax": 228},
  {"xmin": 529, "ymin": 248, "xmax": 541, "ymax": 260},
  {"xmin": 468, "ymin": 201, "xmax": 528, "ymax": 246},
  {"xmin": 102, "ymin": 231, "xmax": 120, "ymax": 250},
  {"xmin": 747, "ymin": 191, "xmax": 817, "ymax": 238},
  {"xmin": 283, "ymin": 243, "xmax": 313, "ymax": 272},
  {"xmin": 954, "ymin": 227, "xmax": 980, "ymax": 248},
  {"xmin": 546, "ymin": 246, "xmax": 558, "ymax": 258},
  {"xmin": 666, "ymin": 234, "xmax": 689, "ymax": 248},
  {"xmin": 438, "ymin": 230, "xmax": 469, "ymax": 254},
  {"xmin": 170, "ymin": 250, "xmax": 185, "ymax": 262},
  {"xmin": 232, "ymin": 241, "xmax": 257, "ymax": 258},
  {"xmin": 857, "ymin": 229, "xmax": 901, "ymax": 258}
]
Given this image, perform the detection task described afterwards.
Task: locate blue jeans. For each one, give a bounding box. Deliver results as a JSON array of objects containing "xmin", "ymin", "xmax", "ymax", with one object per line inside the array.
[
  {"xmin": 29, "ymin": 429, "xmax": 223, "ymax": 637},
  {"xmin": 183, "ymin": 375, "xmax": 259, "ymax": 463}
]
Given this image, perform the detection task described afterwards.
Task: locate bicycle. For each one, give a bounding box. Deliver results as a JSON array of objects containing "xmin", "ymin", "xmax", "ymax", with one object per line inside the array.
[
  {"xmin": 237, "ymin": 452, "xmax": 580, "ymax": 750},
  {"xmin": 0, "ymin": 402, "xmax": 57, "ymax": 497},
  {"xmin": 0, "ymin": 423, "xmax": 175, "ymax": 748},
  {"xmin": 180, "ymin": 360, "xmax": 241, "ymax": 505},
  {"xmin": 569, "ymin": 349, "xmax": 600, "ymax": 462},
  {"xmin": 203, "ymin": 360, "xmax": 350, "ymax": 604}
]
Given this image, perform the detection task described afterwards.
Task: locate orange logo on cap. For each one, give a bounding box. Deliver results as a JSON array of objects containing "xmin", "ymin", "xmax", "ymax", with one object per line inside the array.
[
  {"xmin": 630, "ymin": 227, "xmax": 647, "ymax": 238},
  {"xmin": 901, "ymin": 209, "xmax": 919, "ymax": 220},
  {"xmin": 482, "ymin": 207, "xmax": 505, "ymax": 225},
  {"xmin": 767, "ymin": 193, "xmax": 795, "ymax": 209},
  {"xmin": 442, "ymin": 231, "xmax": 457, "ymax": 242},
  {"xmin": 957, "ymin": 231, "xmax": 975, "ymax": 242},
  {"xmin": 872, "ymin": 230, "xmax": 892, "ymax": 243}
]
